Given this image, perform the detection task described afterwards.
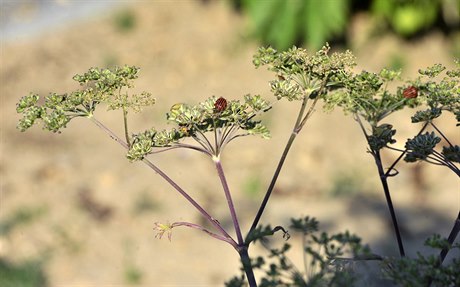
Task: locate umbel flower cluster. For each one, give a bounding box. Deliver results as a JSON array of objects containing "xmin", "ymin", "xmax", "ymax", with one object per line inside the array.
[
  {"xmin": 127, "ymin": 95, "xmax": 271, "ymax": 161},
  {"xmin": 16, "ymin": 66, "xmax": 155, "ymax": 132}
]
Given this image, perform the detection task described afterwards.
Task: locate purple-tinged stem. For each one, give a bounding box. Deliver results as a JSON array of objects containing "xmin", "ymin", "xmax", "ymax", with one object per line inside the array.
[
  {"xmin": 213, "ymin": 156, "xmax": 244, "ymax": 245},
  {"xmin": 170, "ymin": 222, "xmax": 237, "ymax": 246},
  {"xmin": 89, "ymin": 116, "xmax": 237, "ymax": 249}
]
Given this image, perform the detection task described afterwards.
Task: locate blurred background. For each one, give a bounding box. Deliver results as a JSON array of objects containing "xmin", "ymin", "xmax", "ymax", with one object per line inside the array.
[{"xmin": 1, "ymin": 0, "xmax": 459, "ymax": 286}]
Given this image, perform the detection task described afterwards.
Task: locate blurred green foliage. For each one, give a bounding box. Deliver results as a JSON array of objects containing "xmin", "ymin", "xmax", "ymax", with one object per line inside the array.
[
  {"xmin": 372, "ymin": 0, "xmax": 437, "ymax": 36},
  {"xmin": 242, "ymin": 175, "xmax": 263, "ymax": 198},
  {"xmin": 236, "ymin": 0, "xmax": 349, "ymax": 51},
  {"xmin": 0, "ymin": 258, "xmax": 47, "ymax": 287},
  {"xmin": 0, "ymin": 206, "xmax": 46, "ymax": 236},
  {"xmin": 113, "ymin": 8, "xmax": 137, "ymax": 33},
  {"xmin": 124, "ymin": 265, "xmax": 143, "ymax": 285},
  {"xmin": 232, "ymin": 0, "xmax": 460, "ymax": 51},
  {"xmin": 330, "ymin": 171, "xmax": 362, "ymax": 197}
]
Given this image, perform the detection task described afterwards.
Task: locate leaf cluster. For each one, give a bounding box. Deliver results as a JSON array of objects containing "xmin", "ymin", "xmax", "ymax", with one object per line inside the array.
[
  {"xmin": 324, "ymin": 69, "xmax": 410, "ymax": 127},
  {"xmin": 383, "ymin": 235, "xmax": 460, "ymax": 287},
  {"xmin": 411, "ymin": 63, "xmax": 460, "ymax": 125},
  {"xmin": 227, "ymin": 217, "xmax": 370, "ymax": 287},
  {"xmin": 253, "ymin": 44, "xmax": 355, "ymax": 101},
  {"xmin": 16, "ymin": 66, "xmax": 154, "ymax": 133},
  {"xmin": 236, "ymin": 0, "xmax": 350, "ymax": 51},
  {"xmin": 127, "ymin": 95, "xmax": 271, "ymax": 161}
]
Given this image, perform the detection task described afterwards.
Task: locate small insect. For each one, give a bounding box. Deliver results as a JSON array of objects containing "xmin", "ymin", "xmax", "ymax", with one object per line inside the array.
[
  {"xmin": 214, "ymin": 97, "xmax": 227, "ymax": 112},
  {"xmin": 403, "ymin": 86, "xmax": 418, "ymax": 99}
]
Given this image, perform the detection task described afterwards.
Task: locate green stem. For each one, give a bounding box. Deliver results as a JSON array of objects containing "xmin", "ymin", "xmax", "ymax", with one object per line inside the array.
[
  {"xmin": 248, "ymin": 96, "xmax": 309, "ymax": 236},
  {"xmin": 214, "ymin": 156, "xmax": 244, "ymax": 245},
  {"xmin": 122, "ymin": 108, "xmax": 131, "ymax": 148},
  {"xmin": 374, "ymin": 151, "xmax": 406, "ymax": 257}
]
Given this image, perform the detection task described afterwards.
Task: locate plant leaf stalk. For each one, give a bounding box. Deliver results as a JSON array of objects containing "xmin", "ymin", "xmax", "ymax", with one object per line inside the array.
[
  {"xmin": 373, "ymin": 150, "xmax": 406, "ymax": 257},
  {"xmin": 248, "ymin": 95, "xmax": 318, "ymax": 236},
  {"xmin": 213, "ymin": 155, "xmax": 244, "ymax": 245},
  {"xmin": 439, "ymin": 211, "xmax": 460, "ymax": 264},
  {"xmin": 88, "ymin": 115, "xmax": 238, "ymax": 249},
  {"xmin": 384, "ymin": 122, "xmax": 430, "ymax": 177},
  {"xmin": 354, "ymin": 114, "xmax": 409, "ymax": 257}
]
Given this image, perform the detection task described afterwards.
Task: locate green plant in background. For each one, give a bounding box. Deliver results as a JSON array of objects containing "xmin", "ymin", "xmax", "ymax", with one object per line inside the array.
[
  {"xmin": 227, "ymin": 216, "xmax": 377, "ymax": 287},
  {"xmin": 329, "ymin": 170, "xmax": 362, "ymax": 197},
  {"xmin": 372, "ymin": 0, "xmax": 448, "ymax": 37},
  {"xmin": 0, "ymin": 206, "xmax": 47, "ymax": 236},
  {"xmin": 0, "ymin": 258, "xmax": 48, "ymax": 287},
  {"xmin": 16, "ymin": 44, "xmax": 459, "ymax": 286},
  {"xmin": 113, "ymin": 8, "xmax": 136, "ymax": 33},
  {"xmin": 383, "ymin": 235, "xmax": 460, "ymax": 287},
  {"xmin": 235, "ymin": 0, "xmax": 349, "ymax": 51},
  {"xmin": 323, "ymin": 60, "xmax": 460, "ymax": 256},
  {"xmin": 242, "ymin": 175, "xmax": 263, "ymax": 198},
  {"xmin": 232, "ymin": 0, "xmax": 459, "ymax": 51}
]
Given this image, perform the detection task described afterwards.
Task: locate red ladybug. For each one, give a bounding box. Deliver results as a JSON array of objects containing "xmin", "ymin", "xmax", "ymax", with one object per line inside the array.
[
  {"xmin": 214, "ymin": 97, "xmax": 227, "ymax": 112},
  {"xmin": 403, "ymin": 86, "xmax": 418, "ymax": 99}
]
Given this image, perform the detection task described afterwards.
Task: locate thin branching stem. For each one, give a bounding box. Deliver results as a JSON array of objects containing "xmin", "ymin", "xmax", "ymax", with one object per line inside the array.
[
  {"xmin": 439, "ymin": 211, "xmax": 460, "ymax": 264},
  {"xmin": 428, "ymin": 211, "xmax": 460, "ymax": 287},
  {"xmin": 122, "ymin": 108, "xmax": 131, "ymax": 148},
  {"xmin": 298, "ymin": 96, "xmax": 319, "ymax": 130},
  {"xmin": 248, "ymin": 96, "xmax": 310, "ymax": 236},
  {"xmin": 354, "ymin": 114, "xmax": 369, "ymax": 138},
  {"xmin": 239, "ymin": 246, "xmax": 257, "ymax": 287},
  {"xmin": 384, "ymin": 122, "xmax": 429, "ymax": 177},
  {"xmin": 195, "ymin": 128, "xmax": 216, "ymax": 154},
  {"xmin": 174, "ymin": 142, "xmax": 212, "ymax": 156},
  {"xmin": 171, "ymin": 222, "xmax": 236, "ymax": 245},
  {"xmin": 88, "ymin": 116, "xmax": 238, "ymax": 249},
  {"xmin": 213, "ymin": 154, "xmax": 257, "ymax": 286},
  {"xmin": 385, "ymin": 146, "xmax": 406, "ymax": 153},
  {"xmin": 374, "ymin": 151, "xmax": 406, "ymax": 257},
  {"xmin": 431, "ymin": 122, "xmax": 454, "ymax": 147},
  {"xmin": 213, "ymin": 156, "xmax": 244, "ymax": 245}
]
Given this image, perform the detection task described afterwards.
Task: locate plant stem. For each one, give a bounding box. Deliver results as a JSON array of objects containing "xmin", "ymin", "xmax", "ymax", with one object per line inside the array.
[
  {"xmin": 239, "ymin": 246, "xmax": 257, "ymax": 287},
  {"xmin": 214, "ymin": 156, "xmax": 244, "ymax": 245},
  {"xmin": 439, "ymin": 211, "xmax": 460, "ymax": 264},
  {"xmin": 248, "ymin": 96, "xmax": 309, "ymax": 236},
  {"xmin": 89, "ymin": 116, "xmax": 237, "ymax": 249},
  {"xmin": 431, "ymin": 122, "xmax": 453, "ymax": 147},
  {"xmin": 171, "ymin": 222, "xmax": 236, "ymax": 245},
  {"xmin": 427, "ymin": 211, "xmax": 460, "ymax": 287},
  {"xmin": 374, "ymin": 151, "xmax": 406, "ymax": 257},
  {"xmin": 122, "ymin": 108, "xmax": 131, "ymax": 147},
  {"xmin": 384, "ymin": 122, "xmax": 429, "ymax": 177}
]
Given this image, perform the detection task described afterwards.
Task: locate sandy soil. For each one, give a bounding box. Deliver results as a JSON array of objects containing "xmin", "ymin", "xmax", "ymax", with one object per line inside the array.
[{"xmin": 1, "ymin": 1, "xmax": 459, "ymax": 286}]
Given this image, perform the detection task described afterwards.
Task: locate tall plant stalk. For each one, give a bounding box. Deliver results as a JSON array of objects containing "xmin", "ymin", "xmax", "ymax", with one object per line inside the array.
[
  {"xmin": 248, "ymin": 96, "xmax": 319, "ymax": 237},
  {"xmin": 373, "ymin": 150, "xmax": 406, "ymax": 257}
]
